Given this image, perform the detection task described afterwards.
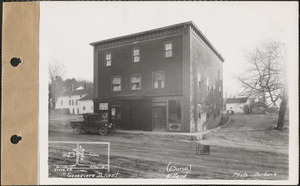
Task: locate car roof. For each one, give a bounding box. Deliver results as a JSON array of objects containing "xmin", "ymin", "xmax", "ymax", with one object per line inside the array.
[{"xmin": 82, "ymin": 113, "xmax": 101, "ymax": 116}]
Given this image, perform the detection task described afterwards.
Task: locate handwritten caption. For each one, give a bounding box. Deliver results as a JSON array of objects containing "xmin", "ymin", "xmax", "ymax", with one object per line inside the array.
[
  {"xmin": 166, "ymin": 162, "xmax": 191, "ymax": 179},
  {"xmin": 232, "ymin": 171, "xmax": 277, "ymax": 178}
]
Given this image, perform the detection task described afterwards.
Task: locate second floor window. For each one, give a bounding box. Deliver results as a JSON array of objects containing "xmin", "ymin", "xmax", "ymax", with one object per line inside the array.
[
  {"xmin": 133, "ymin": 48, "xmax": 140, "ymax": 63},
  {"xmin": 105, "ymin": 53, "xmax": 111, "ymax": 66},
  {"xmin": 61, "ymin": 100, "xmax": 63, "ymax": 106},
  {"xmin": 112, "ymin": 77, "xmax": 121, "ymax": 91},
  {"xmin": 207, "ymin": 78, "xmax": 210, "ymax": 92},
  {"xmin": 153, "ymin": 72, "xmax": 165, "ymax": 89},
  {"xmin": 130, "ymin": 74, "xmax": 141, "ymax": 90},
  {"xmin": 197, "ymin": 73, "xmax": 201, "ymax": 89},
  {"xmin": 164, "ymin": 42, "xmax": 173, "ymax": 58}
]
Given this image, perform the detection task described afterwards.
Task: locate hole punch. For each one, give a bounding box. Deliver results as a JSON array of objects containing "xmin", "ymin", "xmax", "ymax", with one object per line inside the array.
[
  {"xmin": 10, "ymin": 57, "xmax": 22, "ymax": 67},
  {"xmin": 11, "ymin": 135, "xmax": 22, "ymax": 144}
]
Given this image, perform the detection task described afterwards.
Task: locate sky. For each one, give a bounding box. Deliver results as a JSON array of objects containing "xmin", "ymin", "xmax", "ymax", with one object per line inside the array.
[{"xmin": 40, "ymin": 1, "xmax": 298, "ymax": 97}]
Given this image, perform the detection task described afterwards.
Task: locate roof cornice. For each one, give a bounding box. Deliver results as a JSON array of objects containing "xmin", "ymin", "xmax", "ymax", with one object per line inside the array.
[{"xmin": 90, "ymin": 21, "xmax": 224, "ymax": 62}]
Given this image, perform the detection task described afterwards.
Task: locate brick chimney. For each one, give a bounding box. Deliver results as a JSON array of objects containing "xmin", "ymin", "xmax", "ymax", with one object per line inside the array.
[{"xmin": 84, "ymin": 83, "xmax": 87, "ymax": 89}]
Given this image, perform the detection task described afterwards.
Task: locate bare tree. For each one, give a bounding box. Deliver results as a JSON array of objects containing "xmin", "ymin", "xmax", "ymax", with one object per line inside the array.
[
  {"xmin": 236, "ymin": 40, "xmax": 288, "ymax": 129},
  {"xmin": 236, "ymin": 40, "xmax": 284, "ymax": 108},
  {"xmin": 49, "ymin": 60, "xmax": 64, "ymax": 109}
]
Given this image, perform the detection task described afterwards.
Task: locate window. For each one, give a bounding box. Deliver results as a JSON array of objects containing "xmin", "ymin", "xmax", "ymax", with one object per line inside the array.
[
  {"xmin": 153, "ymin": 72, "xmax": 165, "ymax": 89},
  {"xmin": 132, "ymin": 48, "xmax": 140, "ymax": 63},
  {"xmin": 164, "ymin": 42, "xmax": 173, "ymax": 58},
  {"xmin": 168, "ymin": 100, "xmax": 181, "ymax": 123},
  {"xmin": 61, "ymin": 100, "xmax": 63, "ymax": 106},
  {"xmin": 83, "ymin": 106, "xmax": 85, "ymax": 110},
  {"xmin": 77, "ymin": 108, "xmax": 79, "ymax": 114},
  {"xmin": 69, "ymin": 100, "xmax": 71, "ymax": 105},
  {"xmin": 207, "ymin": 78, "xmax": 210, "ymax": 92},
  {"xmin": 105, "ymin": 53, "xmax": 111, "ymax": 66},
  {"xmin": 130, "ymin": 74, "xmax": 141, "ymax": 90},
  {"xmin": 197, "ymin": 73, "xmax": 201, "ymax": 89},
  {"xmin": 72, "ymin": 100, "xmax": 74, "ymax": 105},
  {"xmin": 112, "ymin": 77, "xmax": 121, "ymax": 91}
]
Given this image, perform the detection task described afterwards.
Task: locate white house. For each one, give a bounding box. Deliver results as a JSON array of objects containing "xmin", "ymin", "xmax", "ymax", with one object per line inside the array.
[
  {"xmin": 55, "ymin": 86, "xmax": 94, "ymax": 114},
  {"xmin": 226, "ymin": 97, "xmax": 248, "ymax": 114},
  {"xmin": 79, "ymin": 94, "xmax": 94, "ymax": 114}
]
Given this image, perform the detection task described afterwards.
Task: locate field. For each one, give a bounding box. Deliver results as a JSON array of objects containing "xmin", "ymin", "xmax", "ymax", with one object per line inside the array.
[{"xmin": 48, "ymin": 113, "xmax": 289, "ymax": 179}]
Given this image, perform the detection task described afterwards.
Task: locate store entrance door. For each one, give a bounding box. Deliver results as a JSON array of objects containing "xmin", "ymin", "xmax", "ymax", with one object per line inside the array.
[{"xmin": 152, "ymin": 106, "xmax": 167, "ymax": 131}]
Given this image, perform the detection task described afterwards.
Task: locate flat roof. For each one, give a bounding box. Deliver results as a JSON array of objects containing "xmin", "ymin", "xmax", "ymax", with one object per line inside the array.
[{"xmin": 90, "ymin": 21, "xmax": 224, "ymax": 62}]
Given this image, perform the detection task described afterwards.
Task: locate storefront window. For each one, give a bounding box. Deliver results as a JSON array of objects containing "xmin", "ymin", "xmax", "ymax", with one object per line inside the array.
[{"xmin": 168, "ymin": 100, "xmax": 181, "ymax": 123}]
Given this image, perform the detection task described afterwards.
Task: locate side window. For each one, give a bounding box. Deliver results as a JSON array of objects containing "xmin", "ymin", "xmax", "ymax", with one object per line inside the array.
[
  {"xmin": 197, "ymin": 73, "xmax": 201, "ymax": 89},
  {"xmin": 105, "ymin": 53, "xmax": 111, "ymax": 67},
  {"xmin": 164, "ymin": 42, "xmax": 173, "ymax": 58},
  {"xmin": 207, "ymin": 78, "xmax": 210, "ymax": 92}
]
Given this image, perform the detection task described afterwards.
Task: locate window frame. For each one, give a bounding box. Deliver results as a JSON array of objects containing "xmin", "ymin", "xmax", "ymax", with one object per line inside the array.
[
  {"xmin": 111, "ymin": 76, "xmax": 122, "ymax": 92},
  {"xmin": 132, "ymin": 47, "xmax": 140, "ymax": 63},
  {"xmin": 104, "ymin": 52, "xmax": 112, "ymax": 67},
  {"xmin": 197, "ymin": 72, "xmax": 201, "ymax": 89},
  {"xmin": 130, "ymin": 74, "xmax": 142, "ymax": 91},
  {"xmin": 152, "ymin": 71, "xmax": 165, "ymax": 89},
  {"xmin": 164, "ymin": 41, "xmax": 173, "ymax": 58}
]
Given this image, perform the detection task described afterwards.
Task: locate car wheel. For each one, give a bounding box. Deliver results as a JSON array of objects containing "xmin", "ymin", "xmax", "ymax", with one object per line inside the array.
[
  {"xmin": 99, "ymin": 127, "xmax": 108, "ymax": 136},
  {"xmin": 73, "ymin": 126, "xmax": 81, "ymax": 134}
]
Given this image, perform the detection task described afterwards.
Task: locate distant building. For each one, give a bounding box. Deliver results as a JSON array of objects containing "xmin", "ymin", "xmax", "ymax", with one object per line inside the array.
[
  {"xmin": 79, "ymin": 94, "xmax": 94, "ymax": 114},
  {"xmin": 55, "ymin": 86, "xmax": 93, "ymax": 114},
  {"xmin": 90, "ymin": 21, "xmax": 224, "ymax": 132},
  {"xmin": 226, "ymin": 97, "xmax": 248, "ymax": 114}
]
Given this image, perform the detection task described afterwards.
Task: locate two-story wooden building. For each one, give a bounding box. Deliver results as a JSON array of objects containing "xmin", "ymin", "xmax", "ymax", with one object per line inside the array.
[{"xmin": 90, "ymin": 21, "xmax": 224, "ymax": 132}]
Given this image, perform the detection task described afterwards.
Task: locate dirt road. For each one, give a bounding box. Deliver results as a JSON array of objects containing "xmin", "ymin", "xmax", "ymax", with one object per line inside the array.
[{"xmin": 49, "ymin": 114, "xmax": 288, "ymax": 180}]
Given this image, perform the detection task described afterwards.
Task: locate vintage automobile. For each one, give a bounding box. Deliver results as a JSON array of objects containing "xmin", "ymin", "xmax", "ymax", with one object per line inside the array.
[{"xmin": 70, "ymin": 113, "xmax": 115, "ymax": 135}]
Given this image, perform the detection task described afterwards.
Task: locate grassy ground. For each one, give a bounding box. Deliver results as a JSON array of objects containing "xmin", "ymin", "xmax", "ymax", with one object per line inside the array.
[
  {"xmin": 49, "ymin": 112, "xmax": 82, "ymax": 130},
  {"xmin": 48, "ymin": 113, "xmax": 289, "ymax": 179}
]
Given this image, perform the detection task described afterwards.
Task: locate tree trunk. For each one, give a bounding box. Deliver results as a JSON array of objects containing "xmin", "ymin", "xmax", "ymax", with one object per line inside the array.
[{"xmin": 276, "ymin": 89, "xmax": 288, "ymax": 130}]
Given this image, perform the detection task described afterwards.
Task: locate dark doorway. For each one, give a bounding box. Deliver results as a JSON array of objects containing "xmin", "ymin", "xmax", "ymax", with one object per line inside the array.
[
  {"xmin": 130, "ymin": 102, "xmax": 143, "ymax": 130},
  {"xmin": 152, "ymin": 106, "xmax": 167, "ymax": 131}
]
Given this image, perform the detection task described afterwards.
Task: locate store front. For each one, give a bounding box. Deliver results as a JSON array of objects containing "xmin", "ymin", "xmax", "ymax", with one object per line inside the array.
[{"xmin": 94, "ymin": 97, "xmax": 152, "ymax": 131}]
